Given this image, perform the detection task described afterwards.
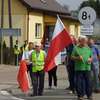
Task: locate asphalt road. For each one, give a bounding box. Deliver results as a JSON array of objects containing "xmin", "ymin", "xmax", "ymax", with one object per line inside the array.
[
  {"xmin": 0, "ymin": 65, "xmax": 100, "ymax": 100},
  {"xmin": 0, "ymin": 65, "xmax": 18, "ymax": 100}
]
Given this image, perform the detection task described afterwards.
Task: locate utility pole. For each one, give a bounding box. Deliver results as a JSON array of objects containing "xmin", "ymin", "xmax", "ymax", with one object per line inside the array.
[
  {"xmin": 0, "ymin": 0, "xmax": 4, "ymax": 64},
  {"xmin": 1, "ymin": 0, "xmax": 4, "ymax": 28},
  {"xmin": 8, "ymin": 0, "xmax": 13, "ymax": 49}
]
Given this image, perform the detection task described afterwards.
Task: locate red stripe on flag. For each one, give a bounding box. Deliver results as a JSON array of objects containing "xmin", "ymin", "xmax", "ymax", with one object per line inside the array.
[
  {"xmin": 44, "ymin": 29, "xmax": 72, "ymax": 72},
  {"xmin": 17, "ymin": 60, "xmax": 30, "ymax": 92}
]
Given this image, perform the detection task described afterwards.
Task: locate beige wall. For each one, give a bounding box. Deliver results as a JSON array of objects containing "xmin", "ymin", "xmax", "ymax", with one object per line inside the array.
[
  {"xmin": 69, "ymin": 24, "xmax": 80, "ymax": 38},
  {"xmin": 0, "ymin": 0, "xmax": 80, "ymax": 46},
  {"xmin": 29, "ymin": 12, "xmax": 44, "ymax": 43},
  {"xmin": 0, "ymin": 0, "xmax": 28, "ymax": 47},
  {"xmin": 44, "ymin": 15, "xmax": 80, "ymax": 38}
]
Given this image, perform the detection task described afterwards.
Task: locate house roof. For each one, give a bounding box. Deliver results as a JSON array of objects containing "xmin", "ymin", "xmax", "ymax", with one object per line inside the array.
[
  {"xmin": 20, "ymin": 0, "xmax": 70, "ymax": 15},
  {"xmin": 60, "ymin": 15, "xmax": 79, "ymax": 22}
]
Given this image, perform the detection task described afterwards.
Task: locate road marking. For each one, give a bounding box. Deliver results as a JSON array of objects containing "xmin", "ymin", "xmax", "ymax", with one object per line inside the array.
[
  {"xmin": 0, "ymin": 90, "xmax": 25, "ymax": 100},
  {"xmin": 0, "ymin": 90, "xmax": 10, "ymax": 95},
  {"xmin": 11, "ymin": 97, "xmax": 25, "ymax": 100}
]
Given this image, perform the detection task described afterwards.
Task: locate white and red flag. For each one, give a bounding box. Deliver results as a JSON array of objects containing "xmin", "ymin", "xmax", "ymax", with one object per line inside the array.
[
  {"xmin": 44, "ymin": 16, "xmax": 72, "ymax": 72},
  {"xmin": 17, "ymin": 60, "xmax": 30, "ymax": 93}
]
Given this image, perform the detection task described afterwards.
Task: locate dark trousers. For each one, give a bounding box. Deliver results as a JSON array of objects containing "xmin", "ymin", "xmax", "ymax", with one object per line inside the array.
[
  {"xmin": 27, "ymin": 63, "xmax": 33, "ymax": 84},
  {"xmin": 14, "ymin": 54, "xmax": 19, "ymax": 66},
  {"xmin": 75, "ymin": 71, "xmax": 92, "ymax": 98},
  {"xmin": 67, "ymin": 63, "xmax": 75, "ymax": 92},
  {"xmin": 48, "ymin": 66, "xmax": 57, "ymax": 87},
  {"xmin": 32, "ymin": 70, "xmax": 45, "ymax": 95}
]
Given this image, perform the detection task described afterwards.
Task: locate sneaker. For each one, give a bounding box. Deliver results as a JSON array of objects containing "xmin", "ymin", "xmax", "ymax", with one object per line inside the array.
[
  {"xmin": 65, "ymin": 87, "xmax": 71, "ymax": 90},
  {"xmin": 38, "ymin": 93, "xmax": 43, "ymax": 96},
  {"xmin": 87, "ymin": 96, "xmax": 93, "ymax": 100},
  {"xmin": 73, "ymin": 90, "xmax": 76, "ymax": 94},
  {"xmin": 29, "ymin": 86, "xmax": 33, "ymax": 89},
  {"xmin": 48, "ymin": 86, "xmax": 52, "ymax": 89},
  {"xmin": 53, "ymin": 86, "xmax": 57, "ymax": 89},
  {"xmin": 78, "ymin": 97, "xmax": 84, "ymax": 100},
  {"xmin": 18, "ymin": 86, "xmax": 20, "ymax": 88},
  {"xmin": 29, "ymin": 94, "xmax": 37, "ymax": 97},
  {"xmin": 94, "ymin": 89, "xmax": 100, "ymax": 93},
  {"xmin": 68, "ymin": 90, "xmax": 73, "ymax": 94}
]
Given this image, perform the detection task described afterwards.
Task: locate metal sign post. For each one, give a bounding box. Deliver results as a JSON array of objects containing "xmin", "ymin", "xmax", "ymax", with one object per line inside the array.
[{"xmin": 16, "ymin": 29, "xmax": 20, "ymax": 67}]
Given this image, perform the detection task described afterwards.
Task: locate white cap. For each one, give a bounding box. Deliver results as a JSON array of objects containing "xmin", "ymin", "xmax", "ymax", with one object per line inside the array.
[
  {"xmin": 35, "ymin": 42, "xmax": 41, "ymax": 46},
  {"xmin": 78, "ymin": 35, "xmax": 87, "ymax": 40}
]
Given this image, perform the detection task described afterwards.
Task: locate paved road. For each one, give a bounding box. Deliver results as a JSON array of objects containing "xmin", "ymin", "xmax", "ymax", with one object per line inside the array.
[
  {"xmin": 0, "ymin": 65, "xmax": 20, "ymax": 100},
  {"xmin": 0, "ymin": 64, "xmax": 100, "ymax": 100},
  {"xmin": 0, "ymin": 87, "xmax": 23, "ymax": 100}
]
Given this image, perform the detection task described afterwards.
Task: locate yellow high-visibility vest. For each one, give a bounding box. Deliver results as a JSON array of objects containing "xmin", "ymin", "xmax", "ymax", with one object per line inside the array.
[
  {"xmin": 32, "ymin": 50, "xmax": 45, "ymax": 72},
  {"xmin": 14, "ymin": 45, "xmax": 20, "ymax": 55}
]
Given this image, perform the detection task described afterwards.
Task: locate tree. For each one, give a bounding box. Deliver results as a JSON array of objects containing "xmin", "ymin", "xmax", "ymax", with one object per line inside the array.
[
  {"xmin": 95, "ymin": 0, "xmax": 100, "ymax": 18},
  {"xmin": 79, "ymin": 0, "xmax": 100, "ymax": 18}
]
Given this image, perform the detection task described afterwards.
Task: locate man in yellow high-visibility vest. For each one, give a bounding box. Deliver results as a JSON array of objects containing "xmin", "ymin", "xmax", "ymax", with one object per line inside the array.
[
  {"xmin": 30, "ymin": 42, "xmax": 46, "ymax": 96},
  {"xmin": 14, "ymin": 40, "xmax": 20, "ymax": 66}
]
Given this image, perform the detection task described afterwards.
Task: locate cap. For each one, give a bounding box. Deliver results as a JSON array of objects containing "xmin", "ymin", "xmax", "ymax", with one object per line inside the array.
[
  {"xmin": 35, "ymin": 42, "xmax": 41, "ymax": 47},
  {"xmin": 78, "ymin": 35, "xmax": 87, "ymax": 40}
]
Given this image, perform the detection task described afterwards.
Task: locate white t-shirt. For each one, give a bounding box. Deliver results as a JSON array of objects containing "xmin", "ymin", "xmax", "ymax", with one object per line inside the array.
[{"xmin": 22, "ymin": 50, "xmax": 34, "ymax": 63}]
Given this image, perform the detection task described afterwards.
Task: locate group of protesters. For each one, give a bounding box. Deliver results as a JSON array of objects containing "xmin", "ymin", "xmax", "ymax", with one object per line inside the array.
[
  {"xmin": 66, "ymin": 35, "xmax": 100, "ymax": 100},
  {"xmin": 16, "ymin": 35, "xmax": 100, "ymax": 100}
]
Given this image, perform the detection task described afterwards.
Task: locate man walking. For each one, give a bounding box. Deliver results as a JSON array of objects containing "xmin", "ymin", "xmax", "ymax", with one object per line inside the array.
[
  {"xmin": 65, "ymin": 35, "xmax": 76, "ymax": 93},
  {"xmin": 71, "ymin": 36, "xmax": 93, "ymax": 100},
  {"xmin": 88, "ymin": 38, "xmax": 100, "ymax": 93},
  {"xmin": 14, "ymin": 40, "xmax": 20, "ymax": 66},
  {"xmin": 31, "ymin": 42, "xmax": 46, "ymax": 96},
  {"xmin": 22, "ymin": 42, "xmax": 34, "ymax": 84}
]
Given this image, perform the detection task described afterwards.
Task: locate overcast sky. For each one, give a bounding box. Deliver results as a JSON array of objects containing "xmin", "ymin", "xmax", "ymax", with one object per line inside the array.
[{"xmin": 56, "ymin": 0, "xmax": 88, "ymax": 10}]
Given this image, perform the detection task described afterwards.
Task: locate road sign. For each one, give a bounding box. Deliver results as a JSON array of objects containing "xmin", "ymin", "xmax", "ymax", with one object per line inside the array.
[
  {"xmin": 78, "ymin": 7, "xmax": 96, "ymax": 25},
  {"xmin": 80, "ymin": 25, "xmax": 93, "ymax": 35},
  {"xmin": 0, "ymin": 29, "xmax": 21, "ymax": 36}
]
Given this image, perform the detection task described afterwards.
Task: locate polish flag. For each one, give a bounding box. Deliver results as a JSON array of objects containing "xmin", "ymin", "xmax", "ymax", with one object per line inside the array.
[
  {"xmin": 44, "ymin": 16, "xmax": 72, "ymax": 72},
  {"xmin": 17, "ymin": 60, "xmax": 30, "ymax": 93}
]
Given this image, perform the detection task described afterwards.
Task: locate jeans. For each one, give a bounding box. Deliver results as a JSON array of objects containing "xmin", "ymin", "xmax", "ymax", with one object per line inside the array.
[
  {"xmin": 92, "ymin": 66, "xmax": 100, "ymax": 90},
  {"xmin": 75, "ymin": 71, "xmax": 92, "ymax": 98},
  {"xmin": 32, "ymin": 70, "xmax": 45, "ymax": 95},
  {"xmin": 27, "ymin": 63, "xmax": 33, "ymax": 84}
]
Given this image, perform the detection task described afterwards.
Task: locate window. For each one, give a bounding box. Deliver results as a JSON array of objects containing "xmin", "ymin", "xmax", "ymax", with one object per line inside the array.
[
  {"xmin": 35, "ymin": 23, "xmax": 42, "ymax": 39},
  {"xmin": 46, "ymin": 25, "xmax": 55, "ymax": 41}
]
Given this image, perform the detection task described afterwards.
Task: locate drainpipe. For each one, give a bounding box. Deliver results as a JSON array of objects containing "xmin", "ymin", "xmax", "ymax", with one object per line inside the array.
[{"xmin": 27, "ymin": 9, "xmax": 29, "ymax": 42}]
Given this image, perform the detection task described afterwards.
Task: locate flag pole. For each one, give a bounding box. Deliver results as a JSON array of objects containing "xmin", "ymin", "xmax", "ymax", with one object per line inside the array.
[{"xmin": 73, "ymin": 44, "xmax": 85, "ymax": 64}]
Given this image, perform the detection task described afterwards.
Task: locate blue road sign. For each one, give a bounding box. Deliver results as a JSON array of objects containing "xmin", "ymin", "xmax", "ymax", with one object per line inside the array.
[{"xmin": 0, "ymin": 28, "xmax": 21, "ymax": 36}]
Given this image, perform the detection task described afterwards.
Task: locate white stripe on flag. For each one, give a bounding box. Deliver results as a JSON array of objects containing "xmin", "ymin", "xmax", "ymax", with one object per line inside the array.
[
  {"xmin": 52, "ymin": 17, "xmax": 64, "ymax": 40},
  {"xmin": 55, "ymin": 52, "xmax": 61, "ymax": 65}
]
